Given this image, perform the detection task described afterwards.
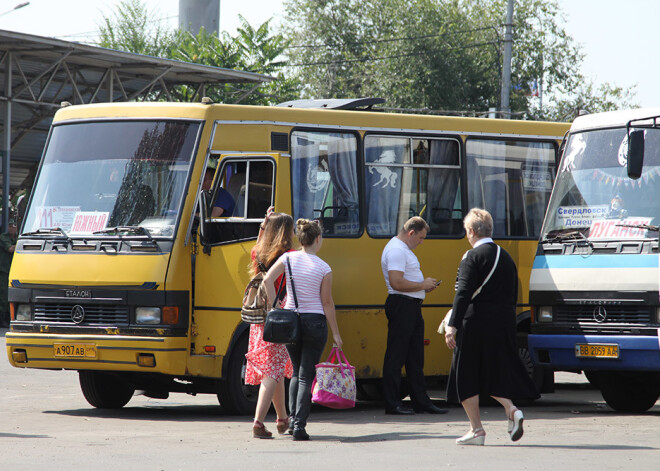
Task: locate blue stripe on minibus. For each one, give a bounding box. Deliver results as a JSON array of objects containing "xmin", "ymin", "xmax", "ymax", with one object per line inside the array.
[{"xmin": 532, "ymin": 254, "xmax": 658, "ymax": 269}]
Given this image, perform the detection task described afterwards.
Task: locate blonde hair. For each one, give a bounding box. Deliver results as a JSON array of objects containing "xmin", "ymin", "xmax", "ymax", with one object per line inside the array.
[
  {"xmin": 250, "ymin": 212, "xmax": 295, "ymax": 275},
  {"xmin": 464, "ymin": 208, "xmax": 493, "ymax": 238},
  {"xmin": 296, "ymin": 218, "xmax": 322, "ymax": 246}
]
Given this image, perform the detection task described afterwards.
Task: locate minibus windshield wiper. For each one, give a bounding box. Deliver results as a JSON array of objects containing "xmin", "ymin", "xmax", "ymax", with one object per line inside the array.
[
  {"xmin": 22, "ymin": 227, "xmax": 70, "ymax": 240},
  {"xmin": 541, "ymin": 230, "xmax": 590, "ymax": 244},
  {"xmin": 93, "ymin": 226, "xmax": 154, "ymax": 240},
  {"xmin": 615, "ymin": 223, "xmax": 660, "ymax": 232}
]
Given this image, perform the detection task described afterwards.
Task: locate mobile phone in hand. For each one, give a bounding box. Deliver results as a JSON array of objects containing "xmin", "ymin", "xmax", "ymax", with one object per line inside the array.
[{"xmin": 435, "ymin": 280, "xmax": 442, "ymax": 286}]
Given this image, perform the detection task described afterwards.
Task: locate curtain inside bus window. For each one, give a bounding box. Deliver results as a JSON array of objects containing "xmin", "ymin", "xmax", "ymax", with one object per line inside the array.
[
  {"xmin": 427, "ymin": 140, "xmax": 462, "ymax": 236},
  {"xmin": 291, "ymin": 131, "xmax": 359, "ymax": 236},
  {"xmin": 466, "ymin": 138, "xmax": 555, "ymax": 238},
  {"xmin": 366, "ymin": 136, "xmax": 461, "ymax": 237},
  {"xmin": 365, "ymin": 137, "xmax": 407, "ymax": 236},
  {"xmin": 327, "ymin": 134, "xmax": 359, "ymax": 234}
]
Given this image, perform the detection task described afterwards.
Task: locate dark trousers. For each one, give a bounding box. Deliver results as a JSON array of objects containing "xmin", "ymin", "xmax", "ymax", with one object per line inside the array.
[
  {"xmin": 286, "ymin": 313, "xmax": 327, "ymax": 430},
  {"xmin": 383, "ymin": 294, "xmax": 432, "ymax": 411}
]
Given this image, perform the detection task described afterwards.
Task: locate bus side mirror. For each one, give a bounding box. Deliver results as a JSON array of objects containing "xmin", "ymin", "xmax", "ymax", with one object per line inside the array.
[{"xmin": 627, "ymin": 129, "xmax": 644, "ymax": 180}]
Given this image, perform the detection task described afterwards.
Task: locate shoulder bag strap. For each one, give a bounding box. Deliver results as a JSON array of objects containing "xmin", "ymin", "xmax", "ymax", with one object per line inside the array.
[
  {"xmin": 285, "ymin": 255, "xmax": 299, "ymax": 310},
  {"xmin": 272, "ymin": 276, "xmax": 286, "ymax": 308},
  {"xmin": 471, "ymin": 245, "xmax": 501, "ymax": 300}
]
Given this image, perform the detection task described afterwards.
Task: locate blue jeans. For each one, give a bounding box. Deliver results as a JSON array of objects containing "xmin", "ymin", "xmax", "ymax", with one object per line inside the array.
[{"xmin": 286, "ymin": 313, "xmax": 327, "ymax": 430}]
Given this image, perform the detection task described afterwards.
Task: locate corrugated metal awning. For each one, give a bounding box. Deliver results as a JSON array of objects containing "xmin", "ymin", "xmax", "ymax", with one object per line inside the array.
[{"xmin": 0, "ymin": 29, "xmax": 272, "ymax": 226}]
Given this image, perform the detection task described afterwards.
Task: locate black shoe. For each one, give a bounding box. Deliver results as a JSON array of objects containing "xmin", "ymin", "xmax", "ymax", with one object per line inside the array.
[
  {"xmin": 413, "ymin": 404, "xmax": 449, "ymax": 414},
  {"xmin": 385, "ymin": 406, "xmax": 415, "ymax": 415},
  {"xmin": 292, "ymin": 428, "xmax": 310, "ymax": 441}
]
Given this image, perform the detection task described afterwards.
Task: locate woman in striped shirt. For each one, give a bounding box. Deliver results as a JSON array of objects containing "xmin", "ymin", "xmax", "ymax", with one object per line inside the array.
[{"xmin": 263, "ymin": 218, "xmax": 343, "ymax": 441}]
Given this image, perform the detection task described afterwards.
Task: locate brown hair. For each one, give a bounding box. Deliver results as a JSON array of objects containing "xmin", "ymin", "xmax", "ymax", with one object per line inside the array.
[
  {"xmin": 295, "ymin": 218, "xmax": 322, "ymax": 247},
  {"xmin": 250, "ymin": 212, "xmax": 295, "ymax": 275},
  {"xmin": 401, "ymin": 216, "xmax": 430, "ymax": 234},
  {"xmin": 464, "ymin": 208, "xmax": 493, "ymax": 238}
]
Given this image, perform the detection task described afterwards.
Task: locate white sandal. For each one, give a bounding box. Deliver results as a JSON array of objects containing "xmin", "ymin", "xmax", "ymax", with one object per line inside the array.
[
  {"xmin": 509, "ymin": 409, "xmax": 524, "ymax": 442},
  {"xmin": 456, "ymin": 427, "xmax": 486, "ymax": 446}
]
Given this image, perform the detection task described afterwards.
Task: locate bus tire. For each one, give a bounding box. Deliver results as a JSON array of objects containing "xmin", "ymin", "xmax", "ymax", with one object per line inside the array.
[
  {"xmin": 596, "ymin": 371, "xmax": 660, "ymax": 413},
  {"xmin": 516, "ymin": 332, "xmax": 546, "ymax": 393},
  {"xmin": 217, "ymin": 333, "xmax": 259, "ymax": 415},
  {"xmin": 79, "ymin": 371, "xmax": 134, "ymax": 409}
]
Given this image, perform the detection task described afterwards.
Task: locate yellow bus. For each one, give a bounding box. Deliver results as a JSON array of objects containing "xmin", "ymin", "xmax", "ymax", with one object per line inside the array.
[{"xmin": 5, "ymin": 99, "xmax": 568, "ymax": 414}]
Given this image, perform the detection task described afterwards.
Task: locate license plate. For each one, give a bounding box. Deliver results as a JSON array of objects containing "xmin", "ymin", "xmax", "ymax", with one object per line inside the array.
[
  {"xmin": 575, "ymin": 343, "xmax": 619, "ymax": 359},
  {"xmin": 53, "ymin": 343, "xmax": 97, "ymax": 358}
]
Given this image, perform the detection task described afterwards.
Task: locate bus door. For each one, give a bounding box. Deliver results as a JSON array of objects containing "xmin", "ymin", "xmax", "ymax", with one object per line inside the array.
[{"xmin": 192, "ymin": 155, "xmax": 278, "ymax": 357}]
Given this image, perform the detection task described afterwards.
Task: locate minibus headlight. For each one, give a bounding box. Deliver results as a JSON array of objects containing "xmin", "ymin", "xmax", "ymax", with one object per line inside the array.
[
  {"xmin": 538, "ymin": 306, "xmax": 553, "ymax": 323},
  {"xmin": 136, "ymin": 307, "xmax": 161, "ymax": 324},
  {"xmin": 656, "ymin": 307, "xmax": 660, "ymax": 324},
  {"xmin": 15, "ymin": 304, "xmax": 32, "ymax": 321}
]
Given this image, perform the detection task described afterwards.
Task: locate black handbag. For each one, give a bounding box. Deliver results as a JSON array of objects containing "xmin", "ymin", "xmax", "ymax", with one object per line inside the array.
[{"xmin": 263, "ymin": 256, "xmax": 300, "ymax": 344}]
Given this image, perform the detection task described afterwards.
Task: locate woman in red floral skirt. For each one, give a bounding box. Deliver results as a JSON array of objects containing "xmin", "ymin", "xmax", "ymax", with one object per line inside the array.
[{"xmin": 246, "ymin": 207, "xmax": 295, "ymax": 438}]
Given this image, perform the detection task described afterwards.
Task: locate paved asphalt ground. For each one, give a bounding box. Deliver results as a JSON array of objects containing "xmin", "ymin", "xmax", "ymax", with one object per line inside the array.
[{"xmin": 1, "ymin": 328, "xmax": 658, "ymax": 470}]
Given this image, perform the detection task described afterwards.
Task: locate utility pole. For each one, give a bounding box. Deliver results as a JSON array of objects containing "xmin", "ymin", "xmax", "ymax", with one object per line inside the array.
[{"xmin": 500, "ymin": 0, "xmax": 514, "ymax": 119}]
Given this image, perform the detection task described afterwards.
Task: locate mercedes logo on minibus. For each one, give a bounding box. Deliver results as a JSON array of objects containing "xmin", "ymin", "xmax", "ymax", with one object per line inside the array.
[{"xmin": 593, "ymin": 306, "xmax": 607, "ymax": 323}]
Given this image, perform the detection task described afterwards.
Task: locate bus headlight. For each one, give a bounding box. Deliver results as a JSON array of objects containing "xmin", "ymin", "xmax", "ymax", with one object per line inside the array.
[
  {"xmin": 538, "ymin": 306, "xmax": 553, "ymax": 322},
  {"xmin": 656, "ymin": 307, "xmax": 660, "ymax": 324},
  {"xmin": 136, "ymin": 307, "xmax": 161, "ymax": 324},
  {"xmin": 15, "ymin": 303, "xmax": 32, "ymax": 321}
]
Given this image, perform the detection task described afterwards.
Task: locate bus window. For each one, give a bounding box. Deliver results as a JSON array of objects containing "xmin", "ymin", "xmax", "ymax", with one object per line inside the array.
[
  {"xmin": 290, "ymin": 131, "xmax": 359, "ymax": 236},
  {"xmin": 466, "ymin": 139, "xmax": 555, "ymax": 238},
  {"xmin": 203, "ymin": 158, "xmax": 274, "ymax": 244},
  {"xmin": 365, "ymin": 136, "xmax": 461, "ymax": 237},
  {"xmin": 23, "ymin": 120, "xmax": 199, "ymax": 238}
]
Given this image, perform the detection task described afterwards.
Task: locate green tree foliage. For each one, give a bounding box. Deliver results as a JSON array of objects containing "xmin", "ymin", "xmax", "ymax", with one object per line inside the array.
[
  {"xmin": 97, "ymin": 0, "xmax": 174, "ymax": 56},
  {"xmin": 282, "ymin": 0, "xmax": 637, "ymax": 120},
  {"xmin": 169, "ymin": 17, "xmax": 299, "ymax": 105},
  {"xmin": 97, "ymin": 1, "xmax": 298, "ymax": 105}
]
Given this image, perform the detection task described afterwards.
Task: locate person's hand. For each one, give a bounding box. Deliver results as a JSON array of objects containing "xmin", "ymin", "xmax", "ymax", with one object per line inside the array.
[
  {"xmin": 265, "ymin": 206, "xmax": 275, "ymax": 222},
  {"xmin": 333, "ymin": 334, "xmax": 343, "ymax": 350},
  {"xmin": 422, "ymin": 277, "xmax": 437, "ymax": 292},
  {"xmin": 444, "ymin": 325, "xmax": 457, "ymax": 349}
]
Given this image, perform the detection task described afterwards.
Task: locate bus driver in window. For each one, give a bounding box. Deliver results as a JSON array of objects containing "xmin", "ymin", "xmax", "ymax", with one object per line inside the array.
[
  {"xmin": 606, "ymin": 194, "xmax": 627, "ymax": 219},
  {"xmin": 202, "ymin": 166, "xmax": 236, "ymax": 217}
]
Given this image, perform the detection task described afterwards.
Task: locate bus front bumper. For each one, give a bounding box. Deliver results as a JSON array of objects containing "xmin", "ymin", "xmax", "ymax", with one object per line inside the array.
[
  {"xmin": 528, "ymin": 333, "xmax": 660, "ymax": 371},
  {"xmin": 5, "ymin": 332, "xmax": 188, "ymax": 374}
]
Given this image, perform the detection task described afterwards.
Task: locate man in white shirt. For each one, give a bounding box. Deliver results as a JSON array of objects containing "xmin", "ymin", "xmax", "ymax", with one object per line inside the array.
[{"xmin": 381, "ymin": 216, "xmax": 448, "ymax": 415}]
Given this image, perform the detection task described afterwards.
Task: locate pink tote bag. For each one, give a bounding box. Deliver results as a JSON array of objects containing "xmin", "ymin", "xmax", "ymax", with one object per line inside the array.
[{"xmin": 311, "ymin": 347, "xmax": 356, "ymax": 409}]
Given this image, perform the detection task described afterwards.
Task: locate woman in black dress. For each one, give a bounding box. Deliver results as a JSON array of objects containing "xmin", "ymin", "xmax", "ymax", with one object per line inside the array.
[{"xmin": 445, "ymin": 208, "xmax": 539, "ymax": 446}]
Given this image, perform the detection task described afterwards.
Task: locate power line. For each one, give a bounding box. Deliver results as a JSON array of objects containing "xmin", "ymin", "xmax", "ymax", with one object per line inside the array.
[
  {"xmin": 53, "ymin": 15, "xmax": 178, "ymax": 41},
  {"xmin": 287, "ymin": 25, "xmax": 500, "ymax": 50},
  {"xmin": 288, "ymin": 40, "xmax": 498, "ymax": 67}
]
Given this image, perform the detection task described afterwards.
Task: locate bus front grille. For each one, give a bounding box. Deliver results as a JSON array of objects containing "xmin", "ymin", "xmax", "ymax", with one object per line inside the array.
[
  {"xmin": 34, "ymin": 303, "xmax": 130, "ymax": 325},
  {"xmin": 556, "ymin": 305, "xmax": 651, "ymax": 325}
]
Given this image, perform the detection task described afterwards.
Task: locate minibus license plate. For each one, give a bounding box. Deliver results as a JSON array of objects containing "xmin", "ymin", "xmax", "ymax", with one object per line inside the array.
[
  {"xmin": 575, "ymin": 343, "xmax": 619, "ymax": 359},
  {"xmin": 53, "ymin": 343, "xmax": 97, "ymax": 358}
]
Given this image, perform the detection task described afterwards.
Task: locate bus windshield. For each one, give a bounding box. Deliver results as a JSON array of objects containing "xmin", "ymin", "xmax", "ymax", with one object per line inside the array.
[
  {"xmin": 23, "ymin": 120, "xmax": 201, "ymax": 238},
  {"xmin": 542, "ymin": 127, "xmax": 660, "ymax": 241}
]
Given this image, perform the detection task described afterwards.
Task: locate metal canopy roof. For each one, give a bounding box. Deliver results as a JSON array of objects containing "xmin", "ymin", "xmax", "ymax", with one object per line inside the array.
[{"xmin": 0, "ymin": 29, "xmax": 271, "ymax": 226}]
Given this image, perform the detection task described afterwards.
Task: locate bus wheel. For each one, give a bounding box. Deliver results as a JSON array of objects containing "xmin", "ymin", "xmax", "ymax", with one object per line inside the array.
[
  {"xmin": 517, "ymin": 333, "xmax": 545, "ymax": 392},
  {"xmin": 79, "ymin": 371, "xmax": 134, "ymax": 409},
  {"xmin": 596, "ymin": 371, "xmax": 660, "ymax": 412},
  {"xmin": 217, "ymin": 333, "xmax": 259, "ymax": 415}
]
